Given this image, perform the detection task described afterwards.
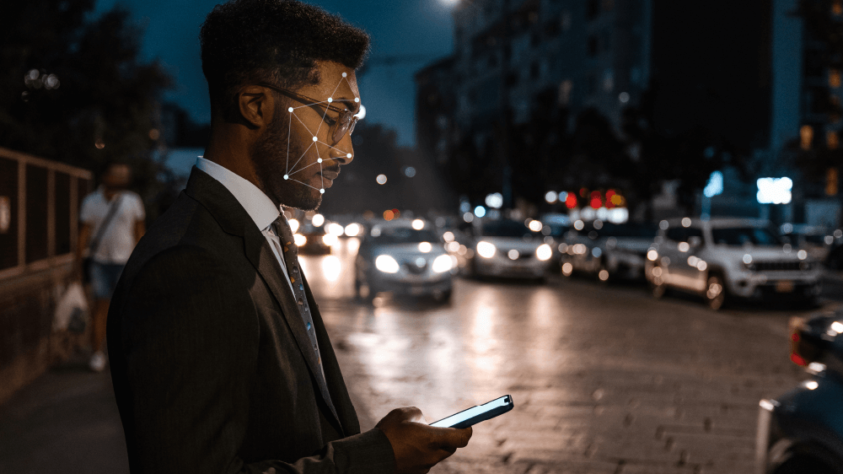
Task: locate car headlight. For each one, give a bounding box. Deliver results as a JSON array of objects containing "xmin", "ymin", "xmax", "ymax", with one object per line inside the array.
[
  {"xmin": 375, "ymin": 255, "xmax": 400, "ymax": 274},
  {"xmin": 477, "ymin": 241, "xmax": 496, "ymax": 259},
  {"xmin": 536, "ymin": 243, "xmax": 552, "ymax": 261},
  {"xmin": 432, "ymin": 254, "xmax": 453, "ymax": 273}
]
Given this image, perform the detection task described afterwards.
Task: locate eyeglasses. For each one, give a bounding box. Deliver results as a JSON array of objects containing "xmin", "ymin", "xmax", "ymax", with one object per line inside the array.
[{"xmin": 257, "ymin": 82, "xmax": 363, "ymax": 144}]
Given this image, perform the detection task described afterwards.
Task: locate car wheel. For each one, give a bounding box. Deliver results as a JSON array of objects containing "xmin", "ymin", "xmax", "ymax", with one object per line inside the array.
[{"xmin": 705, "ymin": 273, "xmax": 727, "ymax": 310}]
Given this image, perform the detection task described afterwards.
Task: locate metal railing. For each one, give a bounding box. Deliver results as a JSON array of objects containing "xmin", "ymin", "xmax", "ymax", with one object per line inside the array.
[{"xmin": 0, "ymin": 147, "xmax": 92, "ymax": 281}]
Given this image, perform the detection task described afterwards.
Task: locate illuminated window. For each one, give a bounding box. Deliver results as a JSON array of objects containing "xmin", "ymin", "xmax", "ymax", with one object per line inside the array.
[
  {"xmin": 831, "ymin": 69, "xmax": 842, "ymax": 88},
  {"xmin": 834, "ymin": 0, "xmax": 843, "ymax": 15},
  {"xmin": 801, "ymin": 125, "xmax": 814, "ymax": 150},
  {"xmin": 828, "ymin": 130, "xmax": 839, "ymax": 150}
]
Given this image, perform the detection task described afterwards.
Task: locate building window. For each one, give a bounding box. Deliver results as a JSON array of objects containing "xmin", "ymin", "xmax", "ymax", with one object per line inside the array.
[
  {"xmin": 587, "ymin": 36, "xmax": 598, "ymax": 57},
  {"xmin": 831, "ymin": 69, "xmax": 841, "ymax": 88},
  {"xmin": 587, "ymin": 74, "xmax": 597, "ymax": 95},
  {"xmin": 801, "ymin": 125, "xmax": 814, "ymax": 150},
  {"xmin": 603, "ymin": 69, "xmax": 614, "ymax": 92},
  {"xmin": 559, "ymin": 80, "xmax": 573, "ymax": 106},
  {"xmin": 562, "ymin": 11, "xmax": 572, "ymax": 31},
  {"xmin": 828, "ymin": 130, "xmax": 839, "ymax": 149},
  {"xmin": 587, "ymin": 0, "xmax": 600, "ymax": 20}
]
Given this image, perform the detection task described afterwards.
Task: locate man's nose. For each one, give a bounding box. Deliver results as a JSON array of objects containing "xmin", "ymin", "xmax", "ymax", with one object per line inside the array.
[{"xmin": 329, "ymin": 133, "xmax": 355, "ymax": 166}]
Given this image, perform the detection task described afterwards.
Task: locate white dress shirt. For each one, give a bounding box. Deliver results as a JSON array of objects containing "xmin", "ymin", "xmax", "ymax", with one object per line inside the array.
[{"xmin": 195, "ymin": 157, "xmax": 295, "ymax": 294}]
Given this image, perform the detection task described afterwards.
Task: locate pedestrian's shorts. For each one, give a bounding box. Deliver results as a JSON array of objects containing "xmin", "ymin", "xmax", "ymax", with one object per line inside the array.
[{"xmin": 90, "ymin": 261, "xmax": 125, "ymax": 300}]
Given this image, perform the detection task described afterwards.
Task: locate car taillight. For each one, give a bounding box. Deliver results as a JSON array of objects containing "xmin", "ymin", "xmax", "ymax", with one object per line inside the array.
[{"xmin": 789, "ymin": 316, "xmax": 826, "ymax": 367}]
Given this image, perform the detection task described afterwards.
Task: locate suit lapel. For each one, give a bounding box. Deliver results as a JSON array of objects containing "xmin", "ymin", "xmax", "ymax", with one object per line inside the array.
[
  {"xmin": 184, "ymin": 168, "xmax": 343, "ymax": 431},
  {"xmin": 242, "ymin": 225, "xmax": 343, "ymax": 429}
]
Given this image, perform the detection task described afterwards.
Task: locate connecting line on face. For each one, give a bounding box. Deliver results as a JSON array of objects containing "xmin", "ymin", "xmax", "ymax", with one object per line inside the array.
[
  {"xmin": 287, "ymin": 177, "xmax": 323, "ymax": 193},
  {"xmin": 317, "ymin": 141, "xmax": 353, "ymax": 160},
  {"xmin": 284, "ymin": 73, "xmax": 358, "ymax": 195},
  {"xmin": 287, "ymin": 142, "xmax": 315, "ymax": 175},
  {"xmin": 287, "ymin": 160, "xmax": 320, "ymax": 177}
]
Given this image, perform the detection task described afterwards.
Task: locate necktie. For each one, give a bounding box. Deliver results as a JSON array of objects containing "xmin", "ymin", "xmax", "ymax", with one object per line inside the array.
[{"xmin": 270, "ymin": 215, "xmax": 328, "ymax": 384}]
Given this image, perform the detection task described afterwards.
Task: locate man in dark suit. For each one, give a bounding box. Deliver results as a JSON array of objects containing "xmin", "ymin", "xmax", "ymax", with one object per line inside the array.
[{"xmin": 106, "ymin": 1, "xmax": 471, "ymax": 473}]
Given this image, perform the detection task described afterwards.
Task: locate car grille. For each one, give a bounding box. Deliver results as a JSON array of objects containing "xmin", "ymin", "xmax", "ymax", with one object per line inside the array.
[
  {"xmin": 404, "ymin": 260, "xmax": 428, "ymax": 274},
  {"xmin": 755, "ymin": 261, "xmax": 802, "ymax": 272},
  {"xmin": 505, "ymin": 250, "xmax": 533, "ymax": 260}
]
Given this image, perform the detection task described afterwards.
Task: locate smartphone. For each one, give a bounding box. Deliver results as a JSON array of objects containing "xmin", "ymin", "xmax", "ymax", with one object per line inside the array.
[{"xmin": 429, "ymin": 395, "xmax": 514, "ymax": 429}]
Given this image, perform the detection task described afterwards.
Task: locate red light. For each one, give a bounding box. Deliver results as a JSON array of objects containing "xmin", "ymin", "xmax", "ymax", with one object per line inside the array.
[
  {"xmin": 565, "ymin": 194, "xmax": 577, "ymax": 209},
  {"xmin": 590, "ymin": 190, "xmax": 602, "ymax": 199},
  {"xmin": 579, "ymin": 188, "xmax": 588, "ymax": 198},
  {"xmin": 790, "ymin": 353, "xmax": 807, "ymax": 366},
  {"xmin": 590, "ymin": 198, "xmax": 602, "ymax": 209},
  {"xmin": 606, "ymin": 189, "xmax": 616, "ymax": 199},
  {"xmin": 791, "ymin": 333, "xmax": 800, "ymax": 342},
  {"xmin": 606, "ymin": 202, "xmax": 615, "ymax": 209}
]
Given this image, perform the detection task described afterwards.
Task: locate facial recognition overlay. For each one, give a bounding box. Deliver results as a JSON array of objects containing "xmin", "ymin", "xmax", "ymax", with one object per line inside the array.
[{"xmin": 282, "ymin": 72, "xmax": 364, "ymax": 195}]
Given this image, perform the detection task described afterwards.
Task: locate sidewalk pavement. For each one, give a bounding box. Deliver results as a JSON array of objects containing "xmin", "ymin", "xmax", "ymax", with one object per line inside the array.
[
  {"xmin": 0, "ymin": 353, "xmax": 129, "ymax": 474},
  {"xmin": 0, "ymin": 347, "xmax": 383, "ymax": 474}
]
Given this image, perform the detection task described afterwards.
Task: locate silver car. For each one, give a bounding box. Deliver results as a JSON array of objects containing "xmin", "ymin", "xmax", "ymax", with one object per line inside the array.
[
  {"xmin": 354, "ymin": 219, "xmax": 455, "ymax": 302},
  {"xmin": 467, "ymin": 219, "xmax": 553, "ymax": 280}
]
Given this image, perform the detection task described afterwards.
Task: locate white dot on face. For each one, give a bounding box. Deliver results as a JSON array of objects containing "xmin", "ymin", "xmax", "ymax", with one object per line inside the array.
[
  {"xmin": 284, "ymin": 175, "xmax": 289, "ymax": 180},
  {"xmin": 288, "ymin": 107, "xmax": 294, "ymax": 113},
  {"xmin": 327, "ymin": 98, "xmax": 333, "ymax": 103},
  {"xmin": 342, "ymin": 72, "xmax": 347, "ymax": 78},
  {"xmin": 346, "ymin": 153, "xmax": 352, "ymax": 159},
  {"xmin": 320, "ymin": 189, "xmax": 325, "ymax": 194},
  {"xmin": 317, "ymin": 158, "xmax": 322, "ymax": 163},
  {"xmin": 312, "ymin": 136, "xmax": 318, "ymax": 142},
  {"xmin": 354, "ymin": 97, "xmax": 360, "ymax": 103}
]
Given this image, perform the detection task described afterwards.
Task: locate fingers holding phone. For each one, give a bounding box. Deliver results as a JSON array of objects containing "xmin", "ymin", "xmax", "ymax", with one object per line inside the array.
[{"xmin": 376, "ymin": 407, "xmax": 472, "ymax": 474}]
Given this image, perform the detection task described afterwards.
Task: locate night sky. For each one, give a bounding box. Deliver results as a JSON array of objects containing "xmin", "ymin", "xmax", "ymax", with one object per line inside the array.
[{"xmin": 94, "ymin": 0, "xmax": 456, "ymax": 146}]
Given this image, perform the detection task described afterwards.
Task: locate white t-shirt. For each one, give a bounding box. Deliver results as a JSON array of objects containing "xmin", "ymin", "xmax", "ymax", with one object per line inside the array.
[{"xmin": 80, "ymin": 188, "xmax": 145, "ymax": 264}]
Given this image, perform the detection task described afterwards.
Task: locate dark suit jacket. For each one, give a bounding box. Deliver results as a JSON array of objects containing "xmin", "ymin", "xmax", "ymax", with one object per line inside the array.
[{"xmin": 107, "ymin": 168, "xmax": 395, "ymax": 474}]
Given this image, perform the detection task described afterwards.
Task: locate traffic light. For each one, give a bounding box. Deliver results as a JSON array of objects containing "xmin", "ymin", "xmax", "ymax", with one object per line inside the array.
[{"xmin": 828, "ymin": 167, "xmax": 839, "ymax": 196}]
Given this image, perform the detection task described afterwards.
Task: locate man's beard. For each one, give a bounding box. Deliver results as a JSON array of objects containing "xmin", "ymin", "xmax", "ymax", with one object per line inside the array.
[{"xmin": 251, "ymin": 110, "xmax": 322, "ymax": 211}]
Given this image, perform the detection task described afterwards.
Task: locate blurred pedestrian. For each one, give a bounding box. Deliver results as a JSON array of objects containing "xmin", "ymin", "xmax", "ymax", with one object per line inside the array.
[
  {"xmin": 106, "ymin": 1, "xmax": 471, "ymax": 473},
  {"xmin": 75, "ymin": 161, "xmax": 145, "ymax": 372}
]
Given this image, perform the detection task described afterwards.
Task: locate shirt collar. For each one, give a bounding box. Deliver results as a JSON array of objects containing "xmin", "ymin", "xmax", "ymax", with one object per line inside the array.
[{"xmin": 195, "ymin": 157, "xmax": 280, "ymax": 231}]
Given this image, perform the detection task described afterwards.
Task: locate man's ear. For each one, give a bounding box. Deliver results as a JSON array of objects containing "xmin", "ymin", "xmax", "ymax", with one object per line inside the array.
[{"xmin": 237, "ymin": 85, "xmax": 275, "ymax": 129}]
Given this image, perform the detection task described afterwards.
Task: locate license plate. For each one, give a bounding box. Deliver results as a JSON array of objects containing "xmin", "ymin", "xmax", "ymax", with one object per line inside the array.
[{"xmin": 776, "ymin": 280, "xmax": 794, "ymax": 293}]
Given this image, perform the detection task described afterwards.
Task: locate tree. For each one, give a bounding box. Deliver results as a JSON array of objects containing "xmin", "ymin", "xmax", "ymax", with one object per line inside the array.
[{"xmin": 0, "ymin": 0, "xmax": 174, "ymax": 219}]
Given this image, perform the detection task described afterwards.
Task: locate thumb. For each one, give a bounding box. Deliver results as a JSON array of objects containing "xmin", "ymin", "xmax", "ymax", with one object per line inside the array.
[{"xmin": 433, "ymin": 425, "xmax": 472, "ymax": 449}]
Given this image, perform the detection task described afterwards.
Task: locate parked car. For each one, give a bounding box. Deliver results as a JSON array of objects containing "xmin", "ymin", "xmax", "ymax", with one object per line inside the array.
[
  {"xmin": 645, "ymin": 218, "xmax": 822, "ymax": 310},
  {"xmin": 297, "ymin": 221, "xmax": 332, "ymax": 255},
  {"xmin": 780, "ymin": 224, "xmax": 836, "ymax": 263},
  {"xmin": 756, "ymin": 312, "xmax": 843, "ymax": 473},
  {"xmin": 466, "ymin": 219, "xmax": 553, "ymax": 280},
  {"xmin": 560, "ymin": 221, "xmax": 658, "ymax": 282},
  {"xmin": 354, "ymin": 219, "xmax": 455, "ymax": 302}
]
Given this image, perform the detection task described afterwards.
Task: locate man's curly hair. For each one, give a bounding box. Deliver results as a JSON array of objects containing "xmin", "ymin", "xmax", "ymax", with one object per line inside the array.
[{"xmin": 200, "ymin": 0, "xmax": 370, "ymax": 121}]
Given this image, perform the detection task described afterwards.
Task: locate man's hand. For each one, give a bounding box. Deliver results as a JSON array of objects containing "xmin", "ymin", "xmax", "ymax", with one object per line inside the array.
[{"xmin": 376, "ymin": 407, "xmax": 472, "ymax": 474}]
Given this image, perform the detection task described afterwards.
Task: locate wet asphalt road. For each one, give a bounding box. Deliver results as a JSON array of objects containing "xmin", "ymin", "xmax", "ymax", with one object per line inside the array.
[
  {"xmin": 0, "ymin": 238, "xmax": 836, "ymax": 474},
  {"xmin": 307, "ymin": 239, "xmax": 833, "ymax": 474}
]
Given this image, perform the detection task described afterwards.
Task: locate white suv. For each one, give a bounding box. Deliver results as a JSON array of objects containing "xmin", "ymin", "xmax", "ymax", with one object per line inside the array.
[{"xmin": 645, "ymin": 218, "xmax": 822, "ymax": 310}]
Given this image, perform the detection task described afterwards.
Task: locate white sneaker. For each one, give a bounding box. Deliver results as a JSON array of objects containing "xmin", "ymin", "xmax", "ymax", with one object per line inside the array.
[{"xmin": 89, "ymin": 351, "xmax": 107, "ymax": 372}]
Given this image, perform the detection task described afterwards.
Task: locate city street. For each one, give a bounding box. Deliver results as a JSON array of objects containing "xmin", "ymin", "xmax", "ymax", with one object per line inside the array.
[
  {"xmin": 0, "ymin": 238, "xmax": 834, "ymax": 474},
  {"xmin": 308, "ymin": 239, "xmax": 827, "ymax": 474}
]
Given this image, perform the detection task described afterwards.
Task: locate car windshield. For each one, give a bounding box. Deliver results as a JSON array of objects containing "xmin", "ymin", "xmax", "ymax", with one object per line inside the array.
[
  {"xmin": 597, "ymin": 223, "xmax": 657, "ymax": 238},
  {"xmin": 481, "ymin": 220, "xmax": 536, "ymax": 238},
  {"xmin": 712, "ymin": 227, "xmax": 783, "ymax": 246},
  {"xmin": 371, "ymin": 227, "xmax": 439, "ymax": 244}
]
